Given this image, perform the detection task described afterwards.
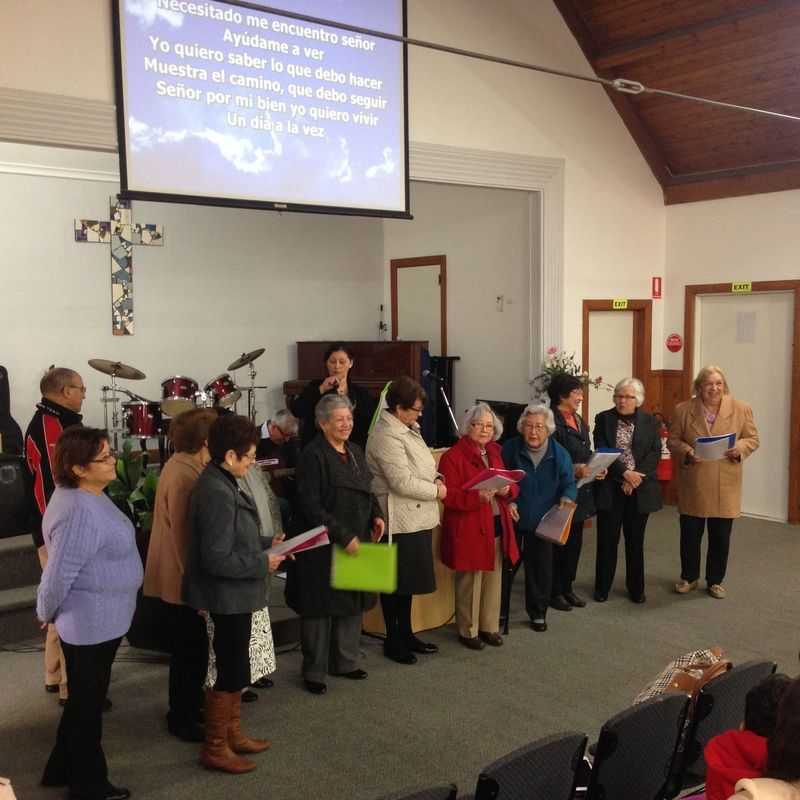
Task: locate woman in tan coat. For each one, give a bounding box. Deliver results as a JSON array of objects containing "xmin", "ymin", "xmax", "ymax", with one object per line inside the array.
[
  {"xmin": 366, "ymin": 376, "xmax": 446, "ymax": 664},
  {"xmin": 668, "ymin": 365, "xmax": 759, "ymax": 600},
  {"xmin": 144, "ymin": 408, "xmax": 217, "ymax": 741}
]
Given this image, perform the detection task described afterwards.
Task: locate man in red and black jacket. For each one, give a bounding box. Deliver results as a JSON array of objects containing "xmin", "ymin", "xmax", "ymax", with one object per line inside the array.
[{"xmin": 24, "ymin": 367, "xmax": 85, "ymax": 702}]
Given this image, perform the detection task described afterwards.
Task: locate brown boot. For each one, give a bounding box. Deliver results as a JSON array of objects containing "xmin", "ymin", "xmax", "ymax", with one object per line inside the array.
[
  {"xmin": 199, "ymin": 690, "xmax": 256, "ymax": 774},
  {"xmin": 228, "ymin": 691, "xmax": 271, "ymax": 754}
]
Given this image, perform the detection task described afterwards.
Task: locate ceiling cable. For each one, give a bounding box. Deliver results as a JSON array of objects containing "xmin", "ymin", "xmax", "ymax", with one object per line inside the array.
[{"xmin": 255, "ymin": 3, "xmax": 800, "ymax": 123}]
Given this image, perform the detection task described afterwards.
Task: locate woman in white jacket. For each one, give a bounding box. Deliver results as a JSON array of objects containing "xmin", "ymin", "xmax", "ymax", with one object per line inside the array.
[
  {"xmin": 366, "ymin": 376, "xmax": 447, "ymax": 664},
  {"xmin": 730, "ymin": 678, "xmax": 800, "ymax": 800}
]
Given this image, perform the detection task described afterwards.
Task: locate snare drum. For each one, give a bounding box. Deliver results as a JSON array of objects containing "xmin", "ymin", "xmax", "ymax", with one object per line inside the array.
[
  {"xmin": 122, "ymin": 401, "xmax": 163, "ymax": 439},
  {"xmin": 161, "ymin": 376, "xmax": 199, "ymax": 417},
  {"xmin": 204, "ymin": 373, "xmax": 241, "ymax": 409}
]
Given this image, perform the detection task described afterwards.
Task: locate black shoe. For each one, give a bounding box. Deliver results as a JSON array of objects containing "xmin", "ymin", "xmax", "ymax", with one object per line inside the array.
[
  {"xmin": 478, "ymin": 631, "xmax": 503, "ymax": 647},
  {"xmin": 550, "ymin": 595, "xmax": 573, "ymax": 612},
  {"xmin": 102, "ymin": 697, "xmax": 112, "ymax": 713},
  {"xmin": 629, "ymin": 593, "xmax": 647, "ymax": 604},
  {"xmin": 458, "ymin": 635, "xmax": 485, "ymax": 651},
  {"xmin": 241, "ymin": 688, "xmax": 259, "ymax": 703},
  {"xmin": 167, "ymin": 717, "xmax": 205, "ymax": 743},
  {"xmin": 564, "ymin": 591, "xmax": 586, "ymax": 608},
  {"xmin": 530, "ymin": 621, "xmax": 548, "ymax": 633},
  {"xmin": 338, "ymin": 669, "xmax": 368, "ymax": 680},
  {"xmin": 384, "ymin": 647, "xmax": 417, "ymax": 665},
  {"xmin": 407, "ymin": 636, "xmax": 438, "ymax": 655},
  {"xmin": 45, "ymin": 684, "xmax": 60, "ymax": 694},
  {"xmin": 69, "ymin": 783, "xmax": 131, "ymax": 800},
  {"xmin": 594, "ymin": 591, "xmax": 608, "ymax": 603},
  {"xmin": 304, "ymin": 680, "xmax": 327, "ymax": 695},
  {"xmin": 250, "ymin": 676, "xmax": 274, "ymax": 689}
]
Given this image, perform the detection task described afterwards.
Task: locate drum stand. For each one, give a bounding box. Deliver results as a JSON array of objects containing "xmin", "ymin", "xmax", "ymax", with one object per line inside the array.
[{"xmin": 235, "ymin": 360, "xmax": 268, "ymax": 422}]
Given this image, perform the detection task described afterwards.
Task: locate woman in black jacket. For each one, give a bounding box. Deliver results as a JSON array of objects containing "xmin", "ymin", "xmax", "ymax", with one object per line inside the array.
[
  {"xmin": 593, "ymin": 378, "xmax": 662, "ymax": 604},
  {"xmin": 290, "ymin": 343, "xmax": 376, "ymax": 450},
  {"xmin": 286, "ymin": 393, "xmax": 385, "ymax": 695},
  {"xmin": 548, "ymin": 374, "xmax": 606, "ymax": 610},
  {"xmin": 183, "ymin": 415, "xmax": 284, "ymax": 775}
]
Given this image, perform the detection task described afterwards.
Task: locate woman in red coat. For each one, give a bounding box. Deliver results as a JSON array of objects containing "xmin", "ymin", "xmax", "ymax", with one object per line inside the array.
[{"xmin": 439, "ymin": 403, "xmax": 519, "ymax": 650}]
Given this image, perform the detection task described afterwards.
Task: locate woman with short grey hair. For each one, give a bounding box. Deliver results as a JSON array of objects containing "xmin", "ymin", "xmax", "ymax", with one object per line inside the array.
[
  {"xmin": 502, "ymin": 404, "xmax": 576, "ymax": 632},
  {"xmin": 593, "ymin": 377, "xmax": 662, "ymax": 604},
  {"xmin": 439, "ymin": 403, "xmax": 519, "ymax": 649},
  {"xmin": 286, "ymin": 391, "xmax": 385, "ymax": 694}
]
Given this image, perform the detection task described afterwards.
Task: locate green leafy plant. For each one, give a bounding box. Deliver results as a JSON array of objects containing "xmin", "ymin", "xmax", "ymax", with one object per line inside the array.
[
  {"xmin": 530, "ymin": 347, "xmax": 613, "ymax": 402},
  {"xmin": 107, "ymin": 440, "xmax": 158, "ymax": 534}
]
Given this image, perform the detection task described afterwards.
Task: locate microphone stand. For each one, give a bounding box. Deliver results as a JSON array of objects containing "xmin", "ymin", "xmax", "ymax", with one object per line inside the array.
[{"xmin": 426, "ymin": 372, "xmax": 459, "ymax": 441}]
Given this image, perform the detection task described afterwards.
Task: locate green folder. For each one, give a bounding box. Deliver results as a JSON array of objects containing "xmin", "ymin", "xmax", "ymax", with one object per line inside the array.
[{"xmin": 331, "ymin": 542, "xmax": 397, "ymax": 593}]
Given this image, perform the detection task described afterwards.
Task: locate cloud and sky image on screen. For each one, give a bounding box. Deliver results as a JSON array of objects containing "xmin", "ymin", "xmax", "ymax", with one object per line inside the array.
[{"xmin": 119, "ymin": 0, "xmax": 407, "ymax": 213}]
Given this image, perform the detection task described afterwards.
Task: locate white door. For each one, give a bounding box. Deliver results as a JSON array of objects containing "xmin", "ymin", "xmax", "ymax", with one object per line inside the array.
[
  {"xmin": 586, "ymin": 310, "xmax": 634, "ymax": 422},
  {"xmin": 695, "ymin": 291, "xmax": 793, "ymax": 521},
  {"xmin": 396, "ymin": 265, "xmax": 442, "ymax": 356}
]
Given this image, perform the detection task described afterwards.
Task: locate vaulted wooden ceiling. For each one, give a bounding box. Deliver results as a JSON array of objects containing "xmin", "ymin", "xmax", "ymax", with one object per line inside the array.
[{"xmin": 553, "ymin": 0, "xmax": 800, "ymax": 203}]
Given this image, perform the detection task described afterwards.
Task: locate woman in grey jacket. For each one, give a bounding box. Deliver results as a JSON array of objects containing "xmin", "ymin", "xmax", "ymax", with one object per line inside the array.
[
  {"xmin": 183, "ymin": 414, "xmax": 284, "ymax": 775},
  {"xmin": 366, "ymin": 376, "xmax": 445, "ymax": 664}
]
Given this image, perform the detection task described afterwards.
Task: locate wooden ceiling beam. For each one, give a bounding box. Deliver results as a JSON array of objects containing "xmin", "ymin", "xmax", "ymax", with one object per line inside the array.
[
  {"xmin": 593, "ymin": 0, "xmax": 797, "ymax": 70},
  {"xmin": 665, "ymin": 162, "xmax": 800, "ymax": 203}
]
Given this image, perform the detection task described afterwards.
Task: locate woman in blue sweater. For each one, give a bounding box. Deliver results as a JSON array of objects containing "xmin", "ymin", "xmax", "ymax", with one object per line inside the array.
[
  {"xmin": 502, "ymin": 404, "xmax": 576, "ymax": 633},
  {"xmin": 37, "ymin": 427, "xmax": 143, "ymax": 800}
]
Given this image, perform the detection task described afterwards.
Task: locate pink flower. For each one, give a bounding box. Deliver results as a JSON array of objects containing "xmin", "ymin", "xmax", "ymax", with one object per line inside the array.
[{"xmin": 546, "ymin": 346, "xmax": 557, "ymax": 355}]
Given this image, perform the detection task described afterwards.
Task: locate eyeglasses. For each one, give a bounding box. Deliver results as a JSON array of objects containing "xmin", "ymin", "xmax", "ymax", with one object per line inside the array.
[
  {"xmin": 522, "ymin": 423, "xmax": 547, "ymax": 432},
  {"xmin": 470, "ymin": 422, "xmax": 495, "ymax": 431},
  {"xmin": 406, "ymin": 405, "xmax": 424, "ymax": 414},
  {"xmin": 614, "ymin": 394, "xmax": 637, "ymax": 401},
  {"xmin": 68, "ymin": 384, "xmax": 87, "ymax": 394},
  {"xmin": 90, "ymin": 450, "xmax": 117, "ymax": 463}
]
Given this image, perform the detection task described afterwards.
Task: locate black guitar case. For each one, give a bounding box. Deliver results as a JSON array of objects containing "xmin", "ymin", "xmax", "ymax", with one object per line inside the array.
[{"xmin": 0, "ymin": 366, "xmax": 30, "ymax": 538}]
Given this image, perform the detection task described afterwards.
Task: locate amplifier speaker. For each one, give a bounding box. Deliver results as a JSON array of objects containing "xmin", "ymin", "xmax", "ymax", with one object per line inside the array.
[{"xmin": 0, "ymin": 455, "xmax": 29, "ymax": 539}]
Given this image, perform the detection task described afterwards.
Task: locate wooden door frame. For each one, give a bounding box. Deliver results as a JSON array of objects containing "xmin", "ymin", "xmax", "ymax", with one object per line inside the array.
[
  {"xmin": 582, "ymin": 299, "xmax": 652, "ymax": 421},
  {"xmin": 683, "ymin": 280, "xmax": 800, "ymax": 523},
  {"xmin": 390, "ymin": 255, "xmax": 448, "ymax": 357}
]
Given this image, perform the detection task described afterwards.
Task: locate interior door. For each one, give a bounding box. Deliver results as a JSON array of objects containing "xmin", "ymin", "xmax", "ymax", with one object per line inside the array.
[
  {"xmin": 695, "ymin": 291, "xmax": 793, "ymax": 521},
  {"xmin": 585, "ymin": 310, "xmax": 634, "ymax": 423},
  {"xmin": 391, "ymin": 256, "xmax": 447, "ymax": 357}
]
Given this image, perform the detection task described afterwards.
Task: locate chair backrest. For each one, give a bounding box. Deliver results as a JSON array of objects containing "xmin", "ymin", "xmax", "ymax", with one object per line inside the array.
[
  {"xmin": 587, "ymin": 693, "xmax": 690, "ymax": 800},
  {"xmin": 678, "ymin": 660, "xmax": 777, "ymax": 782},
  {"xmin": 474, "ymin": 731, "xmax": 588, "ymax": 800},
  {"xmin": 376, "ymin": 784, "xmax": 458, "ymax": 800}
]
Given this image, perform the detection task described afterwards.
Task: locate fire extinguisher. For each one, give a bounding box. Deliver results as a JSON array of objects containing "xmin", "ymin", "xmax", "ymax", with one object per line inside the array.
[{"xmin": 656, "ymin": 419, "xmax": 672, "ymax": 482}]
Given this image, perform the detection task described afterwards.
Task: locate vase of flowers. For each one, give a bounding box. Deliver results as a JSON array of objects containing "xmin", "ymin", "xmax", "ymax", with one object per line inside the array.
[{"xmin": 530, "ymin": 347, "xmax": 611, "ymax": 403}]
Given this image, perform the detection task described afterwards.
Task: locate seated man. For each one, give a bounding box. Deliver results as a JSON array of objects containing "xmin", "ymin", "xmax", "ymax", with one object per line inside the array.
[
  {"xmin": 257, "ymin": 409, "xmax": 299, "ymax": 527},
  {"xmin": 704, "ymin": 673, "xmax": 791, "ymax": 800}
]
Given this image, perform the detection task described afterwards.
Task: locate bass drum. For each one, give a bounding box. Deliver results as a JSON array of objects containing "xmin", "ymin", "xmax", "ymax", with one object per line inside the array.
[
  {"xmin": 122, "ymin": 401, "xmax": 163, "ymax": 439},
  {"xmin": 161, "ymin": 376, "xmax": 199, "ymax": 417},
  {"xmin": 204, "ymin": 373, "xmax": 241, "ymax": 409}
]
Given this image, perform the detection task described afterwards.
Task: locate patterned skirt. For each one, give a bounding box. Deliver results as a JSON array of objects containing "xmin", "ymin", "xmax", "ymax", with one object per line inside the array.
[{"xmin": 204, "ymin": 606, "xmax": 276, "ymax": 689}]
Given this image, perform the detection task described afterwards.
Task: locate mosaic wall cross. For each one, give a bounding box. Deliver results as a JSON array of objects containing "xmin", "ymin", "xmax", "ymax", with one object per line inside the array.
[{"xmin": 74, "ymin": 195, "xmax": 164, "ymax": 336}]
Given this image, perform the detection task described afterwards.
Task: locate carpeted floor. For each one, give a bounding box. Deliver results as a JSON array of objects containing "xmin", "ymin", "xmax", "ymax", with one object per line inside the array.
[{"xmin": 1, "ymin": 508, "xmax": 797, "ymax": 800}]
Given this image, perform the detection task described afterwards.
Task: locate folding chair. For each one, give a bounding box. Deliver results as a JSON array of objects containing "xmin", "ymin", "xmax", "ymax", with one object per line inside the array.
[
  {"xmin": 586, "ymin": 693, "xmax": 690, "ymax": 800},
  {"xmin": 376, "ymin": 784, "xmax": 458, "ymax": 800},
  {"xmin": 470, "ymin": 732, "xmax": 587, "ymax": 800}
]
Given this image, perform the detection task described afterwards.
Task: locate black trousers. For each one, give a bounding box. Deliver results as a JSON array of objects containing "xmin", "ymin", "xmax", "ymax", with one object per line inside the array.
[
  {"xmin": 380, "ymin": 593, "xmax": 413, "ymax": 654},
  {"xmin": 595, "ymin": 492, "xmax": 648, "ymax": 599},
  {"xmin": 42, "ymin": 636, "xmax": 121, "ymax": 795},
  {"xmin": 163, "ymin": 602, "xmax": 207, "ymax": 725},
  {"xmin": 504, "ymin": 529, "xmax": 553, "ymax": 621},
  {"xmin": 552, "ymin": 515, "xmax": 584, "ymax": 597},
  {"xmin": 679, "ymin": 515, "xmax": 734, "ymax": 586},
  {"xmin": 210, "ymin": 612, "xmax": 252, "ymax": 692}
]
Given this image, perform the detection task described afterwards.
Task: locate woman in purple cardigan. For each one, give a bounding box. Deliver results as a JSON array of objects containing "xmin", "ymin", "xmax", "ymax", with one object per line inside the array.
[{"xmin": 37, "ymin": 427, "xmax": 143, "ymax": 800}]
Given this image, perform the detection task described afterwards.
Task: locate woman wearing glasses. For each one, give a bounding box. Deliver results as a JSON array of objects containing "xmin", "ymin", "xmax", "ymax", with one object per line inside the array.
[
  {"xmin": 37, "ymin": 427, "xmax": 143, "ymax": 800},
  {"xmin": 366, "ymin": 376, "xmax": 445, "ymax": 664},
  {"xmin": 502, "ymin": 405, "xmax": 577, "ymax": 633},
  {"xmin": 183, "ymin": 414, "xmax": 284, "ymax": 774},
  {"xmin": 593, "ymin": 378, "xmax": 663, "ymax": 604},
  {"xmin": 439, "ymin": 403, "xmax": 519, "ymax": 650}
]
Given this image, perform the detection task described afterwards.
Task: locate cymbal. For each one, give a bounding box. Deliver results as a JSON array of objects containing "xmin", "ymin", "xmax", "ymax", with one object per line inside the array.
[
  {"xmin": 228, "ymin": 347, "xmax": 266, "ymax": 371},
  {"xmin": 88, "ymin": 358, "xmax": 146, "ymax": 380}
]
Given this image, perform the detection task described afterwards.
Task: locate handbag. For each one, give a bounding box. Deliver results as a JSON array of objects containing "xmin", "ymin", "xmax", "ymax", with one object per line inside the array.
[
  {"xmin": 634, "ymin": 646, "xmax": 732, "ymax": 705},
  {"xmin": 330, "ymin": 532, "xmax": 397, "ymax": 593}
]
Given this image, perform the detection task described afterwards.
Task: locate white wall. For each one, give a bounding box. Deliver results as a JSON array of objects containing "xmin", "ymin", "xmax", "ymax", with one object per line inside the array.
[
  {"xmin": 0, "ymin": 142, "xmax": 383, "ymax": 429},
  {"xmin": 384, "ymin": 181, "xmax": 533, "ymax": 415},
  {"xmin": 664, "ymin": 190, "xmax": 800, "ymax": 371}
]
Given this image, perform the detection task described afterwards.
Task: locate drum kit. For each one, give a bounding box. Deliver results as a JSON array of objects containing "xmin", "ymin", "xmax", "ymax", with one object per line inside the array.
[{"xmin": 89, "ymin": 348, "xmax": 268, "ymax": 456}]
